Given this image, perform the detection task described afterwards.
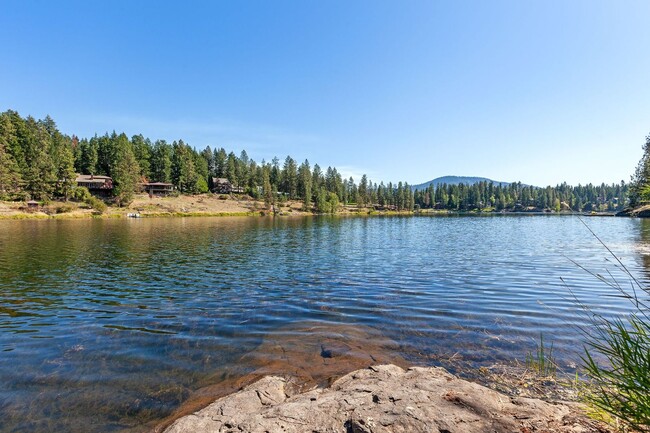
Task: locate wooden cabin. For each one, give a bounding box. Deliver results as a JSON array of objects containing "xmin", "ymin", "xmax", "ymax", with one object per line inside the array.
[
  {"xmin": 212, "ymin": 178, "xmax": 234, "ymax": 194},
  {"xmin": 76, "ymin": 174, "xmax": 113, "ymax": 196},
  {"xmin": 143, "ymin": 182, "xmax": 174, "ymax": 196}
]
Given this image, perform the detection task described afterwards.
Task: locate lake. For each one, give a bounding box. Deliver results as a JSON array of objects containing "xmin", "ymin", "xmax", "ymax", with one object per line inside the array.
[{"xmin": 0, "ymin": 215, "xmax": 648, "ymax": 432}]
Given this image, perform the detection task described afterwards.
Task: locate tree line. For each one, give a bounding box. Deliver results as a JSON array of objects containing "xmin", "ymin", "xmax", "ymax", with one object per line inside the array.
[
  {"xmin": 0, "ymin": 109, "xmax": 635, "ymax": 212},
  {"xmin": 413, "ymin": 181, "xmax": 628, "ymax": 212}
]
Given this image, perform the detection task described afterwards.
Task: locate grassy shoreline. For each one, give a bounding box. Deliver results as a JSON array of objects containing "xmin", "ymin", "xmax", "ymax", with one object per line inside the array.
[{"xmin": 0, "ymin": 194, "xmax": 622, "ymax": 220}]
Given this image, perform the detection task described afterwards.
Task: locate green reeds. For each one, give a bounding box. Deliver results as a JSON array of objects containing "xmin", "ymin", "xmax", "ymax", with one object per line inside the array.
[
  {"xmin": 525, "ymin": 333, "xmax": 556, "ymax": 377},
  {"xmin": 582, "ymin": 314, "xmax": 650, "ymax": 432},
  {"xmin": 573, "ymin": 218, "xmax": 650, "ymax": 432}
]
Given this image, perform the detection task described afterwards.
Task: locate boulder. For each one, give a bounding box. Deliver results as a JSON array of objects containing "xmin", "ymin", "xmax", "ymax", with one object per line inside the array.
[{"xmin": 164, "ymin": 364, "xmax": 609, "ymax": 433}]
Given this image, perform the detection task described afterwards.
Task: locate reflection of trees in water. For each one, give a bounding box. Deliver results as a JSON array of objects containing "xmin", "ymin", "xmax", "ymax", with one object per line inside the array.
[{"xmin": 637, "ymin": 219, "xmax": 650, "ymax": 276}]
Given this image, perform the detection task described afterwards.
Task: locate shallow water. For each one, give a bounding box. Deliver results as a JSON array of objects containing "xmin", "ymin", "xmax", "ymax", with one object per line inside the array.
[{"xmin": 0, "ymin": 215, "xmax": 648, "ymax": 432}]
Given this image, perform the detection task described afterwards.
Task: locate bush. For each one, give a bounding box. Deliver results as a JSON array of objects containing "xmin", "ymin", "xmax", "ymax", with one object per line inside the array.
[
  {"xmin": 72, "ymin": 186, "xmax": 91, "ymax": 202},
  {"xmin": 55, "ymin": 204, "xmax": 75, "ymax": 214},
  {"xmin": 195, "ymin": 177, "xmax": 209, "ymax": 193},
  {"xmin": 85, "ymin": 196, "xmax": 107, "ymax": 214}
]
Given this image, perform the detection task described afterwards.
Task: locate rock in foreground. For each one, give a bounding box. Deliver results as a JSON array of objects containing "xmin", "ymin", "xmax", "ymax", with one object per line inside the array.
[{"xmin": 164, "ymin": 364, "xmax": 607, "ymax": 433}]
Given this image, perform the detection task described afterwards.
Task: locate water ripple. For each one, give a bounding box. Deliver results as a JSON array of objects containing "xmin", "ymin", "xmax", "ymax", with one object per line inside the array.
[{"xmin": 0, "ymin": 215, "xmax": 648, "ymax": 432}]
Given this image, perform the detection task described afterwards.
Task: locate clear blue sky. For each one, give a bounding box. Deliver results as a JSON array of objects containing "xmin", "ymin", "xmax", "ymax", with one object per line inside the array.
[{"xmin": 2, "ymin": 1, "xmax": 649, "ymax": 187}]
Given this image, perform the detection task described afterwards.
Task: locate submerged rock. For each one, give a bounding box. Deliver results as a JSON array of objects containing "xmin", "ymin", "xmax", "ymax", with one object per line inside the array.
[{"xmin": 164, "ymin": 364, "xmax": 609, "ymax": 433}]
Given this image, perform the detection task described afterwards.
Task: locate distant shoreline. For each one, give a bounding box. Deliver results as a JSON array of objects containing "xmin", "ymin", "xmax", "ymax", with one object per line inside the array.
[
  {"xmin": 1, "ymin": 192, "xmax": 634, "ymax": 220},
  {"xmin": 0, "ymin": 201, "xmax": 621, "ymax": 220}
]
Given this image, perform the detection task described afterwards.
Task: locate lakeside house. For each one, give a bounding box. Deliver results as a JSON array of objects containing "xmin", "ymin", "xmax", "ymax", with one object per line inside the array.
[
  {"xmin": 212, "ymin": 177, "xmax": 244, "ymax": 194},
  {"xmin": 142, "ymin": 182, "xmax": 174, "ymax": 196},
  {"xmin": 75, "ymin": 174, "xmax": 113, "ymax": 196}
]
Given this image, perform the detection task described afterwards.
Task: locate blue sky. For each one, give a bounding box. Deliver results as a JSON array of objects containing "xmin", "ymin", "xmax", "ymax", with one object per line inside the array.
[{"xmin": 2, "ymin": 1, "xmax": 649, "ymax": 186}]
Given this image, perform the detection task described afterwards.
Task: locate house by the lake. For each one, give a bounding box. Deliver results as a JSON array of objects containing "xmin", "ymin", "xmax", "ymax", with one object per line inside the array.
[
  {"xmin": 76, "ymin": 174, "xmax": 113, "ymax": 196},
  {"xmin": 142, "ymin": 182, "xmax": 174, "ymax": 196},
  {"xmin": 212, "ymin": 177, "xmax": 244, "ymax": 194}
]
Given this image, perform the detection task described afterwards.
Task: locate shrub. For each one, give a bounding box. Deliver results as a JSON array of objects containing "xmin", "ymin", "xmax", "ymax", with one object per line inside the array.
[
  {"xmin": 72, "ymin": 186, "xmax": 91, "ymax": 202},
  {"xmin": 85, "ymin": 196, "xmax": 107, "ymax": 214},
  {"xmin": 195, "ymin": 177, "xmax": 209, "ymax": 193},
  {"xmin": 55, "ymin": 203, "xmax": 75, "ymax": 214}
]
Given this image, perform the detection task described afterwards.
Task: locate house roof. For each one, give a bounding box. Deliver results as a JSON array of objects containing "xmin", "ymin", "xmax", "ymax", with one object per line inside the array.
[
  {"xmin": 143, "ymin": 182, "xmax": 173, "ymax": 186},
  {"xmin": 76, "ymin": 174, "xmax": 112, "ymax": 183}
]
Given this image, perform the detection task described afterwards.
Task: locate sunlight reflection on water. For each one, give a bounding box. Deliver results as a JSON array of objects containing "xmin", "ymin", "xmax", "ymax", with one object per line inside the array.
[{"xmin": 0, "ymin": 215, "xmax": 648, "ymax": 432}]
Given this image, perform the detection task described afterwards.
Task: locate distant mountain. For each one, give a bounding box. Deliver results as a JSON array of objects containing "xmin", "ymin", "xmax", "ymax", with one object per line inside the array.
[{"xmin": 411, "ymin": 176, "xmax": 512, "ymax": 191}]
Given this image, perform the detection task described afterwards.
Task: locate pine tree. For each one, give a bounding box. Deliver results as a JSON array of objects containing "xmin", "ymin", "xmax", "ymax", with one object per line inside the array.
[
  {"xmin": 282, "ymin": 156, "xmax": 298, "ymax": 199},
  {"xmin": 0, "ymin": 140, "xmax": 22, "ymax": 199},
  {"xmin": 112, "ymin": 133, "xmax": 141, "ymax": 206},
  {"xmin": 23, "ymin": 117, "xmax": 56, "ymax": 200},
  {"xmin": 298, "ymin": 159, "xmax": 312, "ymax": 210},
  {"xmin": 262, "ymin": 166, "xmax": 273, "ymax": 208},
  {"xmin": 214, "ymin": 148, "xmax": 227, "ymax": 178},
  {"xmin": 150, "ymin": 140, "xmax": 172, "ymax": 183},
  {"xmin": 51, "ymin": 132, "xmax": 76, "ymax": 200},
  {"xmin": 630, "ymin": 134, "xmax": 650, "ymax": 206},
  {"xmin": 131, "ymin": 134, "xmax": 152, "ymax": 179},
  {"xmin": 79, "ymin": 138, "xmax": 98, "ymax": 174}
]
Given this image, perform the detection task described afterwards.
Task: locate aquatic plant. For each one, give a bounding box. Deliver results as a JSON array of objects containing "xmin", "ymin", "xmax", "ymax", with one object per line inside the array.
[{"xmin": 525, "ymin": 333, "xmax": 556, "ymax": 377}]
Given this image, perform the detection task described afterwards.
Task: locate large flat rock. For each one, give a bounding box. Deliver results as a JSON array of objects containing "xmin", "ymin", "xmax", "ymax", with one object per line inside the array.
[{"xmin": 164, "ymin": 364, "xmax": 607, "ymax": 433}]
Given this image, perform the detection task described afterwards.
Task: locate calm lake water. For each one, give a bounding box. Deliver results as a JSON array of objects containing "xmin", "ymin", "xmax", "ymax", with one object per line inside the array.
[{"xmin": 1, "ymin": 215, "xmax": 649, "ymax": 432}]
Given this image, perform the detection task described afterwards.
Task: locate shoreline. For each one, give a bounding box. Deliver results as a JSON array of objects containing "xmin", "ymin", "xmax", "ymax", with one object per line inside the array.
[
  {"xmin": 158, "ymin": 363, "xmax": 612, "ymax": 433},
  {"xmin": 0, "ymin": 194, "xmax": 622, "ymax": 220},
  {"xmin": 150, "ymin": 321, "xmax": 612, "ymax": 433}
]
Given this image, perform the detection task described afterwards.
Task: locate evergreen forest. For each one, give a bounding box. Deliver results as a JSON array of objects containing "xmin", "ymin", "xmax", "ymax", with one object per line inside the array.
[{"xmin": 0, "ymin": 110, "xmax": 635, "ymax": 213}]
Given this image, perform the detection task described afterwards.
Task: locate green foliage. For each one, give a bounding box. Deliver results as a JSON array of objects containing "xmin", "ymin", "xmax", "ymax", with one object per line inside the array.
[
  {"xmin": 576, "ymin": 222, "xmax": 650, "ymax": 432},
  {"xmin": 315, "ymin": 188, "xmax": 339, "ymax": 214},
  {"xmin": 111, "ymin": 133, "xmax": 141, "ymax": 206},
  {"xmin": 525, "ymin": 333, "xmax": 556, "ymax": 377},
  {"xmin": 298, "ymin": 159, "xmax": 312, "ymax": 211},
  {"xmin": 54, "ymin": 203, "xmax": 75, "ymax": 214},
  {"xmin": 195, "ymin": 176, "xmax": 209, "ymax": 194},
  {"xmin": 327, "ymin": 191, "xmax": 339, "ymax": 213},
  {"xmin": 51, "ymin": 132, "xmax": 76, "ymax": 200},
  {"xmin": 0, "ymin": 139, "xmax": 22, "ymax": 200},
  {"xmin": 85, "ymin": 195, "xmax": 107, "ymax": 213},
  {"xmin": 262, "ymin": 167, "xmax": 273, "ymax": 208},
  {"xmin": 72, "ymin": 186, "xmax": 91, "ymax": 202},
  {"xmin": 150, "ymin": 140, "xmax": 172, "ymax": 183},
  {"xmin": 630, "ymin": 134, "xmax": 650, "ymax": 207},
  {"xmin": 131, "ymin": 134, "xmax": 152, "ymax": 179},
  {"xmin": 583, "ymin": 316, "xmax": 650, "ymax": 432},
  {"xmin": 78, "ymin": 138, "xmax": 98, "ymax": 175},
  {"xmin": 1, "ymin": 109, "xmax": 633, "ymax": 215},
  {"xmin": 282, "ymin": 156, "xmax": 298, "ymax": 199},
  {"xmin": 413, "ymin": 180, "xmax": 628, "ymax": 213}
]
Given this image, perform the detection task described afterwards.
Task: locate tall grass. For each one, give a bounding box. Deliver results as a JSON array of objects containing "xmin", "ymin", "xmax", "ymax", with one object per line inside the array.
[
  {"xmin": 571, "ymin": 219, "xmax": 650, "ymax": 432},
  {"xmin": 525, "ymin": 333, "xmax": 557, "ymax": 377}
]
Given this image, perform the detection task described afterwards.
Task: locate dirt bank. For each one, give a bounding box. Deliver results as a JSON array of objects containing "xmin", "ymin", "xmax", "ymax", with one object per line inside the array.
[{"xmin": 0, "ymin": 194, "xmax": 312, "ymax": 219}]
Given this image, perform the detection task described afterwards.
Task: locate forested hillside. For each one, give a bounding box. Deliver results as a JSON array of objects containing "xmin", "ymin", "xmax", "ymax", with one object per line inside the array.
[
  {"xmin": 0, "ymin": 110, "xmax": 632, "ymax": 212},
  {"xmin": 411, "ymin": 176, "xmax": 510, "ymax": 190},
  {"xmin": 413, "ymin": 181, "xmax": 627, "ymax": 212}
]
